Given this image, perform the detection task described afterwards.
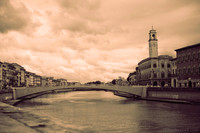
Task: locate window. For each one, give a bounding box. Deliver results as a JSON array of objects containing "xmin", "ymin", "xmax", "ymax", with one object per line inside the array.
[
  {"xmin": 193, "ymin": 67, "xmax": 196, "ymax": 73},
  {"xmin": 185, "ymin": 83, "xmax": 187, "ymax": 87},
  {"xmin": 153, "ymin": 63, "xmax": 157, "ymax": 68},
  {"xmin": 188, "ymin": 68, "xmax": 191, "ymax": 74},
  {"xmin": 161, "ymin": 63, "xmax": 164, "ymax": 68},
  {"xmin": 161, "ymin": 72, "xmax": 165, "ymax": 78},
  {"xmin": 153, "ymin": 73, "xmax": 157, "ymax": 78},
  {"xmin": 199, "ymin": 67, "xmax": 200, "ymax": 73},
  {"xmin": 149, "ymin": 73, "xmax": 151, "ymax": 78},
  {"xmin": 178, "ymin": 69, "xmax": 181, "ymax": 74},
  {"xmin": 167, "ymin": 64, "xmax": 170, "ymax": 68},
  {"xmin": 168, "ymin": 72, "xmax": 171, "ymax": 77},
  {"xmin": 193, "ymin": 54, "xmax": 195, "ymax": 60}
]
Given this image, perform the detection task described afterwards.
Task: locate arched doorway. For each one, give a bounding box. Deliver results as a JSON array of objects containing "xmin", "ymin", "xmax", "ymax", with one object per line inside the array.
[
  {"xmin": 189, "ymin": 81, "xmax": 192, "ymax": 87},
  {"xmin": 153, "ymin": 81, "xmax": 157, "ymax": 86},
  {"xmin": 174, "ymin": 79, "xmax": 176, "ymax": 88},
  {"xmin": 161, "ymin": 81, "xmax": 165, "ymax": 87}
]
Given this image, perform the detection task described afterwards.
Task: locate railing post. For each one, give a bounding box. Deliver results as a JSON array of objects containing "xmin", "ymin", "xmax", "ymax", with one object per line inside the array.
[
  {"xmin": 12, "ymin": 88, "xmax": 16, "ymax": 100},
  {"xmin": 141, "ymin": 87, "xmax": 147, "ymax": 98}
]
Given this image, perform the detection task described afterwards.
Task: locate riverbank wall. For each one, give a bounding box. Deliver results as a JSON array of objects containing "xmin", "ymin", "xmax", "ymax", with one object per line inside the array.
[{"xmin": 145, "ymin": 87, "xmax": 200, "ymax": 104}]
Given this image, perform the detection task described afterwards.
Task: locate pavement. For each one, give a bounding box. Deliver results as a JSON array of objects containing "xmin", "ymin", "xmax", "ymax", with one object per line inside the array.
[
  {"xmin": 0, "ymin": 102, "xmax": 83, "ymax": 133},
  {"xmin": 0, "ymin": 102, "xmax": 38, "ymax": 133},
  {"xmin": 0, "ymin": 112, "xmax": 37, "ymax": 133}
]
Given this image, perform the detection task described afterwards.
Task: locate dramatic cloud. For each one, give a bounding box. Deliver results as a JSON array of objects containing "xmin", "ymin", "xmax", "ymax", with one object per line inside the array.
[
  {"xmin": 0, "ymin": 0, "xmax": 37, "ymax": 33},
  {"xmin": 0, "ymin": 0, "xmax": 200, "ymax": 83}
]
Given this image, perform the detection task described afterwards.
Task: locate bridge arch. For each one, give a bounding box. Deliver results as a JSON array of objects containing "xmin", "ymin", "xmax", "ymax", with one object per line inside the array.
[{"xmin": 11, "ymin": 85, "xmax": 147, "ymax": 105}]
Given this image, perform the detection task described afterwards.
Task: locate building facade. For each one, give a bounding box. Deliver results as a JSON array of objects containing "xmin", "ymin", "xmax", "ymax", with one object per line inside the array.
[
  {"xmin": 175, "ymin": 43, "xmax": 200, "ymax": 87},
  {"xmin": 137, "ymin": 55, "xmax": 173, "ymax": 87},
  {"xmin": 12, "ymin": 63, "xmax": 26, "ymax": 87},
  {"xmin": 0, "ymin": 62, "xmax": 7, "ymax": 90},
  {"xmin": 0, "ymin": 62, "xmax": 26, "ymax": 89},
  {"xmin": 34, "ymin": 75, "xmax": 42, "ymax": 87},
  {"xmin": 170, "ymin": 58, "xmax": 177, "ymax": 88},
  {"xmin": 0, "ymin": 61, "xmax": 68, "ymax": 90}
]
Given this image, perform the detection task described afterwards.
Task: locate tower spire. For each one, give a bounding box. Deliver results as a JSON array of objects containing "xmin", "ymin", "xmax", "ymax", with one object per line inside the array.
[{"xmin": 152, "ymin": 25, "xmax": 154, "ymax": 30}]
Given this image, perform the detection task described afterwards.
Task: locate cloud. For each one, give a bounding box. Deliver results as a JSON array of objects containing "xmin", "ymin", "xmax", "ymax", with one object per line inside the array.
[
  {"xmin": 0, "ymin": 0, "xmax": 36, "ymax": 33},
  {"xmin": 0, "ymin": 0, "xmax": 200, "ymax": 83}
]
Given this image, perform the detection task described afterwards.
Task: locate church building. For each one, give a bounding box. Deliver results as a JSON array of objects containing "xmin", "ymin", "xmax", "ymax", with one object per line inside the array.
[{"xmin": 136, "ymin": 27, "xmax": 173, "ymax": 87}]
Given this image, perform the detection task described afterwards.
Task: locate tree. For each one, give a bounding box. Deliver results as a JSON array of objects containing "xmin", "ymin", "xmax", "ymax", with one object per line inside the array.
[
  {"xmin": 127, "ymin": 72, "xmax": 136, "ymax": 85},
  {"xmin": 111, "ymin": 79, "xmax": 116, "ymax": 85}
]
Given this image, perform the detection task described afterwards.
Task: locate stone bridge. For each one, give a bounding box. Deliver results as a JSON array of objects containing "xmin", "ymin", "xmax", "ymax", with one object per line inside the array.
[{"xmin": 13, "ymin": 85, "xmax": 147, "ymax": 100}]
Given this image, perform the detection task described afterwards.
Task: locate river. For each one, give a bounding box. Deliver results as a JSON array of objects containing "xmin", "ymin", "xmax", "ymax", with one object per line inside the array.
[{"xmin": 17, "ymin": 91, "xmax": 200, "ymax": 133}]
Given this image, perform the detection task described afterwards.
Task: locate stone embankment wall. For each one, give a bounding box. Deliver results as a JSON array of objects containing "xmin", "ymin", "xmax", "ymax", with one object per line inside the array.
[
  {"xmin": 0, "ymin": 93, "xmax": 12, "ymax": 101},
  {"xmin": 147, "ymin": 87, "xmax": 200, "ymax": 101}
]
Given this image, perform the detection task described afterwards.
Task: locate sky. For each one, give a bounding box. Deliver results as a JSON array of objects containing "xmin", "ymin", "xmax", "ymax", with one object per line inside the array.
[{"xmin": 0, "ymin": 0, "xmax": 200, "ymax": 83}]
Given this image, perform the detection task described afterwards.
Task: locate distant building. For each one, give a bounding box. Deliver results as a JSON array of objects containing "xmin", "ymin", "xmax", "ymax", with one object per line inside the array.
[
  {"xmin": 41, "ymin": 76, "xmax": 48, "ymax": 87},
  {"xmin": 57, "ymin": 79, "xmax": 68, "ymax": 86},
  {"xmin": 25, "ymin": 72, "xmax": 35, "ymax": 87},
  {"xmin": 47, "ymin": 77, "xmax": 54, "ymax": 86},
  {"xmin": 136, "ymin": 28, "xmax": 173, "ymax": 87},
  {"xmin": 34, "ymin": 75, "xmax": 42, "ymax": 87},
  {"xmin": 0, "ymin": 62, "xmax": 7, "ymax": 90},
  {"xmin": 0, "ymin": 61, "xmax": 68, "ymax": 89},
  {"xmin": 175, "ymin": 43, "xmax": 200, "ymax": 87},
  {"xmin": 12, "ymin": 63, "xmax": 26, "ymax": 87},
  {"xmin": 1, "ymin": 62, "xmax": 18, "ymax": 88},
  {"xmin": 68, "ymin": 82, "xmax": 81, "ymax": 86},
  {"xmin": 0, "ymin": 62, "xmax": 26, "ymax": 89}
]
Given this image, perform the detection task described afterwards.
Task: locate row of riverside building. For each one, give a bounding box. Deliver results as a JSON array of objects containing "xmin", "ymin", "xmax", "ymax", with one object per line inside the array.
[
  {"xmin": 128, "ymin": 27, "xmax": 200, "ymax": 88},
  {"xmin": 0, "ymin": 62, "xmax": 67, "ymax": 90}
]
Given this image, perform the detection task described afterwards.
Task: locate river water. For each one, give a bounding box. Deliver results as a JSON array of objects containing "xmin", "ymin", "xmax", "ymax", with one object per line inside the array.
[{"xmin": 17, "ymin": 91, "xmax": 200, "ymax": 133}]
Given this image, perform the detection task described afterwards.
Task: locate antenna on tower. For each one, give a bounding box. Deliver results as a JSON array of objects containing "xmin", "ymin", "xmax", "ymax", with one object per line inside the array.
[{"xmin": 152, "ymin": 25, "xmax": 154, "ymax": 30}]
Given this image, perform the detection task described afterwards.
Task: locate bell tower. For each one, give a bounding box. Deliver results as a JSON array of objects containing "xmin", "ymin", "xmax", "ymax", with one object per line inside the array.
[{"xmin": 149, "ymin": 26, "xmax": 158, "ymax": 58}]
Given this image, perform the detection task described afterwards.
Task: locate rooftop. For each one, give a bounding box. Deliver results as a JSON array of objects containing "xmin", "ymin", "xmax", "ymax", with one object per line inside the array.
[
  {"xmin": 138, "ymin": 55, "xmax": 173, "ymax": 65},
  {"xmin": 175, "ymin": 43, "xmax": 200, "ymax": 51}
]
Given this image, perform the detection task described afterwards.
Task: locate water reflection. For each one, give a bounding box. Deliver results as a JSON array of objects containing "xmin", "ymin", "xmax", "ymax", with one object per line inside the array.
[{"xmin": 18, "ymin": 91, "xmax": 200, "ymax": 133}]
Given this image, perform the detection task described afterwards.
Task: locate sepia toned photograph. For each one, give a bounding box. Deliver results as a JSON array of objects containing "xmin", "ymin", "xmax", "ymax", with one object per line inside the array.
[{"xmin": 0, "ymin": 0, "xmax": 200, "ymax": 132}]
